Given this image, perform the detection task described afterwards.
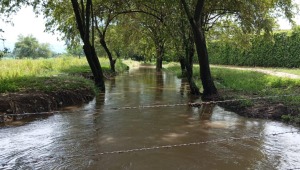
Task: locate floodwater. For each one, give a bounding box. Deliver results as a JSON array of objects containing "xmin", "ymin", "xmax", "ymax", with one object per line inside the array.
[{"xmin": 1, "ymin": 67, "xmax": 300, "ymax": 170}]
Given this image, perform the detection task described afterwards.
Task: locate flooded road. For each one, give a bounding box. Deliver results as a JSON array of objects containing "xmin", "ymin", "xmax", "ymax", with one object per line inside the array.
[{"xmin": 1, "ymin": 67, "xmax": 300, "ymax": 170}]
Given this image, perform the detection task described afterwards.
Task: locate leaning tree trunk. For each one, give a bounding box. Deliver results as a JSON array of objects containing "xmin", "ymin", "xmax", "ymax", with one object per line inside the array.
[
  {"xmin": 193, "ymin": 28, "xmax": 218, "ymax": 98},
  {"xmin": 71, "ymin": 0, "xmax": 105, "ymax": 91},
  {"xmin": 100, "ymin": 38, "xmax": 116, "ymax": 73},
  {"xmin": 83, "ymin": 43, "xmax": 105, "ymax": 91}
]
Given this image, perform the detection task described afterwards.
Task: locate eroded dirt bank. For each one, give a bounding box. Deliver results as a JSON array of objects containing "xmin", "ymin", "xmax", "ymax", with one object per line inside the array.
[
  {"xmin": 0, "ymin": 88, "xmax": 94, "ymax": 123},
  {"xmin": 216, "ymin": 90, "xmax": 300, "ymax": 124}
]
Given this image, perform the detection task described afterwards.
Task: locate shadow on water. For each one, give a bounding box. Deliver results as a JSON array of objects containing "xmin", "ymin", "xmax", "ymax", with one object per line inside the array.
[{"xmin": 0, "ymin": 67, "xmax": 300, "ymax": 170}]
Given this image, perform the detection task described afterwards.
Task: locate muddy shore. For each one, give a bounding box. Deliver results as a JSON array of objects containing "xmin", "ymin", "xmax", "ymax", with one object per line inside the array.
[
  {"xmin": 216, "ymin": 90, "xmax": 300, "ymax": 124},
  {"xmin": 0, "ymin": 88, "xmax": 94, "ymax": 123}
]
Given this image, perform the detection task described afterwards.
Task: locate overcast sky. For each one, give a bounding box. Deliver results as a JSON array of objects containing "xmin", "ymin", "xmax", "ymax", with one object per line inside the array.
[
  {"xmin": 0, "ymin": 6, "xmax": 66, "ymax": 53},
  {"xmin": 0, "ymin": 5, "xmax": 300, "ymax": 53}
]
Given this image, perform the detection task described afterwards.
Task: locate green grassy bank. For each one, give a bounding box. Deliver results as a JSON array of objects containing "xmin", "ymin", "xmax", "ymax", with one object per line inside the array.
[
  {"xmin": 0, "ymin": 57, "xmax": 128, "ymax": 93},
  {"xmin": 164, "ymin": 63, "xmax": 300, "ymax": 124}
]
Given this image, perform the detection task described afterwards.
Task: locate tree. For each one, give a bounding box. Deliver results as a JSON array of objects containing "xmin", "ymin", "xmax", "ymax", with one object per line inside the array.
[
  {"xmin": 70, "ymin": 0, "xmax": 106, "ymax": 91},
  {"xmin": 181, "ymin": 0, "xmax": 218, "ymax": 99},
  {"xmin": 93, "ymin": 1, "xmax": 122, "ymax": 73},
  {"xmin": 180, "ymin": 0, "xmax": 296, "ymax": 99},
  {"xmin": 67, "ymin": 43, "xmax": 84, "ymax": 58},
  {"xmin": 0, "ymin": 29, "xmax": 7, "ymax": 59},
  {"xmin": 132, "ymin": 0, "xmax": 171, "ymax": 72},
  {"xmin": 44, "ymin": 0, "xmax": 106, "ymax": 90},
  {"xmin": 13, "ymin": 34, "xmax": 52, "ymax": 59}
]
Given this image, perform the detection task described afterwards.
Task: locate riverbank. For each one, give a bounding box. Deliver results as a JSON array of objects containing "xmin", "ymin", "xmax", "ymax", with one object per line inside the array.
[
  {"xmin": 0, "ymin": 57, "xmax": 129, "ymax": 123},
  {"xmin": 164, "ymin": 63, "xmax": 300, "ymax": 125}
]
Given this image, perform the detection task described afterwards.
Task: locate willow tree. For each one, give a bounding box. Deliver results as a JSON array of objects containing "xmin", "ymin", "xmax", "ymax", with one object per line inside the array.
[{"xmin": 180, "ymin": 0, "xmax": 296, "ymax": 99}]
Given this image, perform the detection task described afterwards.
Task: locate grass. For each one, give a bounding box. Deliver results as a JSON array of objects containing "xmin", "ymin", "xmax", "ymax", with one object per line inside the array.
[
  {"xmin": 164, "ymin": 62, "xmax": 300, "ymax": 95},
  {"xmin": 164, "ymin": 62, "xmax": 300, "ymax": 124},
  {"xmin": 0, "ymin": 56, "xmax": 128, "ymax": 93},
  {"xmin": 211, "ymin": 68, "xmax": 300, "ymax": 94}
]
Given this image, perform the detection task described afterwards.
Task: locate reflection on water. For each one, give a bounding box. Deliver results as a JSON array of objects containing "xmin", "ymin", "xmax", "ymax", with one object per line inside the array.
[{"xmin": 0, "ymin": 68, "xmax": 300, "ymax": 170}]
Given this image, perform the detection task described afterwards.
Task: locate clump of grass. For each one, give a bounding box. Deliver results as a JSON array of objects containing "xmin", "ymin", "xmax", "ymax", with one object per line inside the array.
[{"xmin": 282, "ymin": 114, "xmax": 300, "ymax": 124}]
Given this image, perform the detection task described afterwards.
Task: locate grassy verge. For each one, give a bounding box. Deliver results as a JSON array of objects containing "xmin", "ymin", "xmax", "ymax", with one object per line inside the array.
[
  {"xmin": 164, "ymin": 63, "xmax": 300, "ymax": 124},
  {"xmin": 0, "ymin": 56, "xmax": 128, "ymax": 93}
]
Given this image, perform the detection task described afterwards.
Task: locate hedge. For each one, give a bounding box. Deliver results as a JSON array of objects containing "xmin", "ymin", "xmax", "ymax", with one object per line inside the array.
[{"xmin": 208, "ymin": 28, "xmax": 300, "ymax": 68}]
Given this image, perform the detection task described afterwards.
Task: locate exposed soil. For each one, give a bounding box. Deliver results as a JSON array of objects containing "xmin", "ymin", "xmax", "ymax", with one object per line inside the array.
[
  {"xmin": 216, "ymin": 90, "xmax": 300, "ymax": 123},
  {"xmin": 0, "ymin": 88, "xmax": 94, "ymax": 123},
  {"xmin": 209, "ymin": 65, "xmax": 300, "ymax": 123},
  {"xmin": 219, "ymin": 100, "xmax": 297, "ymax": 120}
]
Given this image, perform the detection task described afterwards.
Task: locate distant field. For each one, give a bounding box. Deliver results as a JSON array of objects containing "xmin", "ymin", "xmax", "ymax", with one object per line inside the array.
[
  {"xmin": 0, "ymin": 57, "xmax": 114, "ymax": 93},
  {"xmin": 0, "ymin": 57, "xmax": 112, "ymax": 79}
]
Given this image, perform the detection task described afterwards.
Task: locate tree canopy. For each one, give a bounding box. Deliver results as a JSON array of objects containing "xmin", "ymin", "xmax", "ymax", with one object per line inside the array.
[
  {"xmin": 0, "ymin": 0, "xmax": 298, "ymax": 96},
  {"xmin": 13, "ymin": 35, "xmax": 53, "ymax": 59}
]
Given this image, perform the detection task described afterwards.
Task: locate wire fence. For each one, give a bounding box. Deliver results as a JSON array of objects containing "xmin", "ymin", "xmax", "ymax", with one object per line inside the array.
[
  {"xmin": 1, "ymin": 92, "xmax": 300, "ymax": 165},
  {"xmin": 65, "ymin": 130, "xmax": 300, "ymax": 157},
  {"xmin": 0, "ymin": 94, "xmax": 299, "ymax": 117}
]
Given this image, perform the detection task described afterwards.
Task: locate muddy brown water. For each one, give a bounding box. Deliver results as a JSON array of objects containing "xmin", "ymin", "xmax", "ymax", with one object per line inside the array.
[{"xmin": 1, "ymin": 68, "xmax": 300, "ymax": 170}]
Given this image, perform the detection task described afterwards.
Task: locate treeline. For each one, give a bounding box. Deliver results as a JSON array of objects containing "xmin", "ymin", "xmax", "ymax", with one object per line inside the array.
[{"xmin": 208, "ymin": 27, "xmax": 300, "ymax": 68}]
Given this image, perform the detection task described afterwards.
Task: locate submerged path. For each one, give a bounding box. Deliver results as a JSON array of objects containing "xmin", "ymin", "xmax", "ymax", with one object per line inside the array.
[{"xmin": 212, "ymin": 65, "xmax": 300, "ymax": 79}]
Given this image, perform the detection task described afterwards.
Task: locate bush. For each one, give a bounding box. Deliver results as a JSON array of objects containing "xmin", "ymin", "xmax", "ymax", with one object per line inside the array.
[{"xmin": 208, "ymin": 28, "xmax": 300, "ymax": 68}]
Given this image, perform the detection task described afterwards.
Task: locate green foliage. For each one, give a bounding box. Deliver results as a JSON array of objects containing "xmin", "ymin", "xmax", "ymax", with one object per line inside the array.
[
  {"xmin": 115, "ymin": 59, "xmax": 129, "ymax": 72},
  {"xmin": 282, "ymin": 114, "xmax": 300, "ymax": 124},
  {"xmin": 67, "ymin": 44, "xmax": 84, "ymax": 58},
  {"xmin": 0, "ymin": 50, "xmax": 5, "ymax": 59},
  {"xmin": 208, "ymin": 27, "xmax": 300, "ymax": 68},
  {"xmin": 13, "ymin": 35, "xmax": 53, "ymax": 59}
]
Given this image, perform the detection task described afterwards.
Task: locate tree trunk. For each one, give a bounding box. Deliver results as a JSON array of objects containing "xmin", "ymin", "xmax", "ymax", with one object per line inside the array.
[
  {"xmin": 83, "ymin": 43, "xmax": 105, "ymax": 91},
  {"xmin": 179, "ymin": 57, "xmax": 186, "ymax": 76},
  {"xmin": 71, "ymin": 0, "xmax": 105, "ymax": 91},
  {"xmin": 100, "ymin": 38, "xmax": 116, "ymax": 73},
  {"xmin": 193, "ymin": 28, "xmax": 218, "ymax": 98},
  {"xmin": 156, "ymin": 43, "xmax": 164, "ymax": 72},
  {"xmin": 185, "ymin": 36, "xmax": 200, "ymax": 95},
  {"xmin": 181, "ymin": 0, "xmax": 218, "ymax": 99}
]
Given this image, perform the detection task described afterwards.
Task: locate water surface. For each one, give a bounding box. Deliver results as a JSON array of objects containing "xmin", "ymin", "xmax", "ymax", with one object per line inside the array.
[{"xmin": 1, "ymin": 68, "xmax": 300, "ymax": 170}]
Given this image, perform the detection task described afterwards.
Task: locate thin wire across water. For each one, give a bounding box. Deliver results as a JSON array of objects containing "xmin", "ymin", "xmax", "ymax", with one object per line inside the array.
[
  {"xmin": 1, "ymin": 94, "xmax": 298, "ymax": 117},
  {"xmin": 64, "ymin": 130, "xmax": 300, "ymax": 157}
]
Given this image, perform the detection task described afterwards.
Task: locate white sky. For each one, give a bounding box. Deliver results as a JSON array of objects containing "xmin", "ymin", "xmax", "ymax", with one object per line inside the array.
[
  {"xmin": 0, "ymin": 6, "xmax": 66, "ymax": 53},
  {"xmin": 0, "ymin": 5, "xmax": 300, "ymax": 53}
]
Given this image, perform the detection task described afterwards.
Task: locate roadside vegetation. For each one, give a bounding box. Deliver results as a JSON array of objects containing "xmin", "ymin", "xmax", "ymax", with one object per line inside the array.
[
  {"xmin": 208, "ymin": 27, "xmax": 300, "ymax": 68},
  {"xmin": 164, "ymin": 63, "xmax": 300, "ymax": 125}
]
